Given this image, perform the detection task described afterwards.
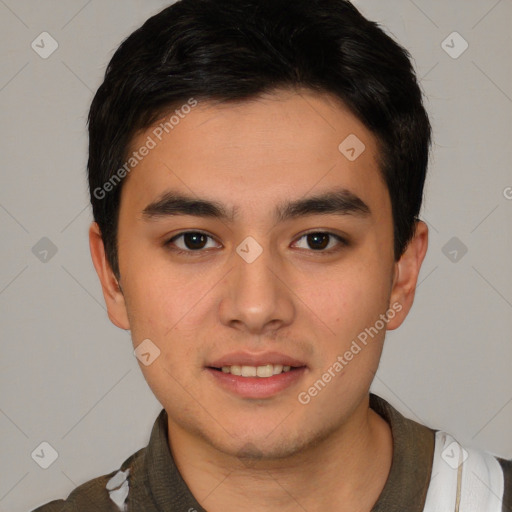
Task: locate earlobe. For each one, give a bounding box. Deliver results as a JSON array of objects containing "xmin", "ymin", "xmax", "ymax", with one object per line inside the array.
[
  {"xmin": 88, "ymin": 222, "xmax": 130, "ymax": 330},
  {"xmin": 387, "ymin": 220, "xmax": 429, "ymax": 330}
]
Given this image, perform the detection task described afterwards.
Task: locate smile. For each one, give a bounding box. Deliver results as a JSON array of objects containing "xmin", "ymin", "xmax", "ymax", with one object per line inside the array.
[
  {"xmin": 206, "ymin": 365, "xmax": 307, "ymax": 399},
  {"xmin": 217, "ymin": 364, "xmax": 293, "ymax": 378}
]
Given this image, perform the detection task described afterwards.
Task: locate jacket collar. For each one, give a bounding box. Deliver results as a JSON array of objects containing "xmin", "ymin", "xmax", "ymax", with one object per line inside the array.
[{"xmin": 144, "ymin": 393, "xmax": 435, "ymax": 511}]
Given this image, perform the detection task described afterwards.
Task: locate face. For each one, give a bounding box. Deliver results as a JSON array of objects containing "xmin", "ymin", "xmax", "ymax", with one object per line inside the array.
[{"xmin": 90, "ymin": 88, "xmax": 427, "ymax": 461}]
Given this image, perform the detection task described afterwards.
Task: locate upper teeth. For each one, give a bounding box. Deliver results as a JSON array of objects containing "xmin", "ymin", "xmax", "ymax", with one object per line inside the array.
[{"xmin": 221, "ymin": 364, "xmax": 292, "ymax": 378}]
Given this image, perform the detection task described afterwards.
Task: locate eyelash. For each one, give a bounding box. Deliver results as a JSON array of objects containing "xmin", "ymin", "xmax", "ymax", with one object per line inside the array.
[{"xmin": 164, "ymin": 230, "xmax": 349, "ymax": 257}]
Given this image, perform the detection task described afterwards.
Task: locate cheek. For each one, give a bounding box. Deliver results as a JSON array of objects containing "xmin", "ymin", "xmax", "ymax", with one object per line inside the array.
[
  {"xmin": 306, "ymin": 257, "xmax": 392, "ymax": 337},
  {"xmin": 122, "ymin": 254, "xmax": 218, "ymax": 347},
  {"xmin": 123, "ymin": 263, "xmax": 209, "ymax": 405},
  {"xmin": 300, "ymin": 266, "xmax": 390, "ymax": 398}
]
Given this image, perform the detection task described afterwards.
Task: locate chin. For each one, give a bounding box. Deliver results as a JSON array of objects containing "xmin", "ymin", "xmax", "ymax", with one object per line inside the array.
[{"xmin": 209, "ymin": 418, "xmax": 338, "ymax": 464}]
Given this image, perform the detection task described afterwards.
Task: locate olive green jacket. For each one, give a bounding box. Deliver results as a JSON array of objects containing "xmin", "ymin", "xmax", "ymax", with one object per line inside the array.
[{"xmin": 32, "ymin": 394, "xmax": 512, "ymax": 511}]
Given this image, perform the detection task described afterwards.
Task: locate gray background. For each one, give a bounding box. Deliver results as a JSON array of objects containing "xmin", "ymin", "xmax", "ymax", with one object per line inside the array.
[{"xmin": 0, "ymin": 1, "xmax": 511, "ymax": 510}]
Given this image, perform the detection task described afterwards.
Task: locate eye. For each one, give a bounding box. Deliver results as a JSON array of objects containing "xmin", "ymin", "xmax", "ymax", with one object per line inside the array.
[
  {"xmin": 165, "ymin": 231, "xmax": 221, "ymax": 254},
  {"xmin": 292, "ymin": 232, "xmax": 347, "ymax": 252}
]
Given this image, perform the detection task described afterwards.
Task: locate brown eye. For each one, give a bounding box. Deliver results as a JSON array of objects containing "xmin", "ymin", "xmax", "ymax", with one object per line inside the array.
[
  {"xmin": 165, "ymin": 231, "xmax": 221, "ymax": 253},
  {"xmin": 181, "ymin": 232, "xmax": 208, "ymax": 250},
  {"xmin": 293, "ymin": 232, "xmax": 347, "ymax": 252},
  {"xmin": 306, "ymin": 233, "xmax": 329, "ymax": 250}
]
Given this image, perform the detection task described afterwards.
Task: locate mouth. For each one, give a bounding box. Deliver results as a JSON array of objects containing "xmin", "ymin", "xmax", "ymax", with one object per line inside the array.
[
  {"xmin": 205, "ymin": 354, "xmax": 308, "ymax": 399},
  {"xmin": 208, "ymin": 363, "xmax": 300, "ymax": 378}
]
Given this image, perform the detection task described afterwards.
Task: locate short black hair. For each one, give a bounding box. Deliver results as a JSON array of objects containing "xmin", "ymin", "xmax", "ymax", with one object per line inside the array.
[{"xmin": 88, "ymin": 0, "xmax": 431, "ymax": 279}]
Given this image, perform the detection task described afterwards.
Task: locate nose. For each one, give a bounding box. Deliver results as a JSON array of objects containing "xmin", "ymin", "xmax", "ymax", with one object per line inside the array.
[{"xmin": 218, "ymin": 241, "xmax": 295, "ymax": 336}]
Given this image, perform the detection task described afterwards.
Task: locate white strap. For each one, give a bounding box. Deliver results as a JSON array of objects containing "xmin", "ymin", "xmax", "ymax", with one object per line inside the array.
[
  {"xmin": 106, "ymin": 468, "xmax": 131, "ymax": 511},
  {"xmin": 423, "ymin": 431, "xmax": 504, "ymax": 512}
]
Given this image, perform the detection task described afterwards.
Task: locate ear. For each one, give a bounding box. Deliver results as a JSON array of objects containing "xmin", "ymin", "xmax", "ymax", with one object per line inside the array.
[
  {"xmin": 89, "ymin": 222, "xmax": 130, "ymax": 330},
  {"xmin": 386, "ymin": 220, "xmax": 428, "ymax": 330}
]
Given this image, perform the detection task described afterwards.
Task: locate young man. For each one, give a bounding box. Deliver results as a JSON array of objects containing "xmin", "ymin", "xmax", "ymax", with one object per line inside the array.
[{"xmin": 34, "ymin": 0, "xmax": 511, "ymax": 510}]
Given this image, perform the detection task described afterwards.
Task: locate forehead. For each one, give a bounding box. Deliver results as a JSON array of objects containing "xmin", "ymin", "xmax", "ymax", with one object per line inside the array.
[{"xmin": 121, "ymin": 88, "xmax": 389, "ymax": 220}]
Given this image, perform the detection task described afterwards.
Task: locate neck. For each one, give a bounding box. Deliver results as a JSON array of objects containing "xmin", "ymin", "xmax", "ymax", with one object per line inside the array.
[{"xmin": 167, "ymin": 395, "xmax": 393, "ymax": 512}]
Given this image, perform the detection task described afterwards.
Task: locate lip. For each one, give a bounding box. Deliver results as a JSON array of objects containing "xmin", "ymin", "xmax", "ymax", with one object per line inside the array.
[
  {"xmin": 206, "ymin": 366, "xmax": 308, "ymax": 399},
  {"xmin": 208, "ymin": 351, "xmax": 307, "ymax": 369}
]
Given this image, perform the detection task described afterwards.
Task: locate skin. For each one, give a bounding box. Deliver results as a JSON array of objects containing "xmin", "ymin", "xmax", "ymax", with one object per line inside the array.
[{"xmin": 90, "ymin": 88, "xmax": 428, "ymax": 512}]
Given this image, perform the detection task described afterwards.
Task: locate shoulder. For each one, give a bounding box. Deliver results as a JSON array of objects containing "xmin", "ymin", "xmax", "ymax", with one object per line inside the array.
[{"xmin": 31, "ymin": 447, "xmax": 146, "ymax": 512}]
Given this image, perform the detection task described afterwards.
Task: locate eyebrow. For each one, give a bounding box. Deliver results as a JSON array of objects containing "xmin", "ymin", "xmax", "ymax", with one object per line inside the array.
[{"xmin": 141, "ymin": 188, "xmax": 371, "ymax": 223}]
